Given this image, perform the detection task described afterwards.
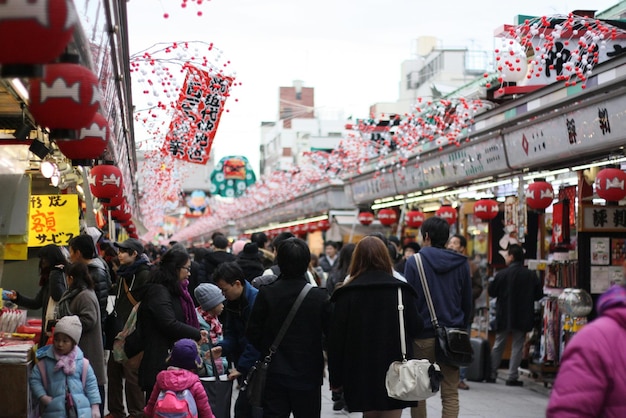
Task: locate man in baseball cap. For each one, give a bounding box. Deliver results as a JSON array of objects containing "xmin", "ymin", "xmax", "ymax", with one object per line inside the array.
[{"xmin": 114, "ymin": 238, "xmax": 144, "ymax": 256}]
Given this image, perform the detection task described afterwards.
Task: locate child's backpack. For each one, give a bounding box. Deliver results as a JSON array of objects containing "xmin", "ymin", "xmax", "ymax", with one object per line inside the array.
[{"xmin": 154, "ymin": 388, "xmax": 198, "ymax": 418}]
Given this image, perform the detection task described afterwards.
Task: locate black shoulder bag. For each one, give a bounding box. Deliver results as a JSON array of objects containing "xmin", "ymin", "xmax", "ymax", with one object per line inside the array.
[
  {"xmin": 415, "ymin": 254, "xmax": 474, "ymax": 368},
  {"xmin": 243, "ymin": 284, "xmax": 313, "ymax": 407}
]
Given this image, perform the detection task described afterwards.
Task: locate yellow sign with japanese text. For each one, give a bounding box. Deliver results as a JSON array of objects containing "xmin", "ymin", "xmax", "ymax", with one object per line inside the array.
[{"xmin": 28, "ymin": 194, "xmax": 80, "ymax": 247}]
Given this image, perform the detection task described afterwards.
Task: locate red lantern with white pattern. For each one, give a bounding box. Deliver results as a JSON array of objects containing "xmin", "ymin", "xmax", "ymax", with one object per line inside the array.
[
  {"xmin": 473, "ymin": 199, "xmax": 499, "ymax": 221},
  {"xmin": 55, "ymin": 113, "xmax": 109, "ymax": 160},
  {"xmin": 89, "ymin": 165, "xmax": 123, "ymax": 199},
  {"xmin": 405, "ymin": 210, "xmax": 425, "ymax": 228},
  {"xmin": 358, "ymin": 211, "xmax": 375, "ymax": 226},
  {"xmin": 317, "ymin": 219, "xmax": 331, "ymax": 232},
  {"xmin": 378, "ymin": 208, "xmax": 398, "ymax": 226},
  {"xmin": 595, "ymin": 167, "xmax": 626, "ymax": 202},
  {"xmin": 28, "ymin": 63, "xmax": 100, "ymax": 131},
  {"xmin": 526, "ymin": 180, "xmax": 554, "ymax": 210},
  {"xmin": 101, "ymin": 195, "xmax": 124, "ymax": 208},
  {"xmin": 0, "ymin": 0, "xmax": 77, "ymax": 77},
  {"xmin": 436, "ymin": 205, "xmax": 457, "ymax": 225}
]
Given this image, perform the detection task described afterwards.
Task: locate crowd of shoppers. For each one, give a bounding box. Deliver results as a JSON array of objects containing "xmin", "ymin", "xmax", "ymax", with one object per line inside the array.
[{"xmin": 7, "ymin": 219, "xmax": 585, "ymax": 418}]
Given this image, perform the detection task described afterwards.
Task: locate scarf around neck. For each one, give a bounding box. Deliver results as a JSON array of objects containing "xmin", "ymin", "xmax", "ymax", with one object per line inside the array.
[
  {"xmin": 179, "ymin": 279, "xmax": 199, "ymax": 328},
  {"xmin": 54, "ymin": 345, "xmax": 78, "ymax": 376}
]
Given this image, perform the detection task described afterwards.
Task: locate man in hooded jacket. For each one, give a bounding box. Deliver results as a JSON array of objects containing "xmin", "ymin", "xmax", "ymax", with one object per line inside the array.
[{"xmin": 404, "ymin": 216, "xmax": 472, "ymax": 418}]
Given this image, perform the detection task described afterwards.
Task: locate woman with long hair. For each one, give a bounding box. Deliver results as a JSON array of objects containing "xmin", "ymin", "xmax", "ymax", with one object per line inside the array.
[
  {"xmin": 7, "ymin": 244, "xmax": 68, "ymax": 346},
  {"xmin": 135, "ymin": 248, "xmax": 207, "ymax": 401},
  {"xmin": 327, "ymin": 236, "xmax": 423, "ymax": 418},
  {"xmin": 57, "ymin": 261, "xmax": 106, "ymax": 417}
]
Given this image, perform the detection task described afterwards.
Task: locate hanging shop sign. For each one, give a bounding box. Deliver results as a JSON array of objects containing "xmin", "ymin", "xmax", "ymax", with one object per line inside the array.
[
  {"xmin": 580, "ymin": 205, "xmax": 626, "ymax": 232},
  {"xmin": 347, "ymin": 170, "xmax": 397, "ymax": 205},
  {"xmin": 28, "ymin": 194, "xmax": 79, "ymax": 247},
  {"xmin": 504, "ymin": 94, "xmax": 626, "ymax": 170},
  {"xmin": 162, "ymin": 65, "xmax": 233, "ymax": 165},
  {"xmin": 395, "ymin": 135, "xmax": 507, "ymax": 194}
]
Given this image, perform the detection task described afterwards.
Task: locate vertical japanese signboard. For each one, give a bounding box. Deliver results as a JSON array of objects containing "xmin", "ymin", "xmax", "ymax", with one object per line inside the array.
[
  {"xmin": 162, "ymin": 65, "xmax": 233, "ymax": 165},
  {"xmin": 28, "ymin": 195, "xmax": 80, "ymax": 247}
]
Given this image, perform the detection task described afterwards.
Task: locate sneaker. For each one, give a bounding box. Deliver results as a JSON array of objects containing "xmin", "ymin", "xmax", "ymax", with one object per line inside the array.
[
  {"xmin": 505, "ymin": 379, "xmax": 524, "ymax": 386},
  {"xmin": 458, "ymin": 381, "xmax": 470, "ymax": 390}
]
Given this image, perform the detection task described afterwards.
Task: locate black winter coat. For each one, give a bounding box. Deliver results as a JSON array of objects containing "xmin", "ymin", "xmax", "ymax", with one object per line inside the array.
[
  {"xmin": 87, "ymin": 257, "xmax": 112, "ymax": 328},
  {"xmin": 203, "ymin": 251, "xmax": 235, "ymax": 279},
  {"xmin": 488, "ymin": 261, "xmax": 543, "ymax": 332},
  {"xmin": 247, "ymin": 275, "xmax": 330, "ymax": 390},
  {"xmin": 188, "ymin": 260, "xmax": 207, "ymax": 306},
  {"xmin": 135, "ymin": 284, "xmax": 201, "ymax": 391},
  {"xmin": 327, "ymin": 271, "xmax": 422, "ymax": 412},
  {"xmin": 236, "ymin": 253, "xmax": 265, "ymax": 283}
]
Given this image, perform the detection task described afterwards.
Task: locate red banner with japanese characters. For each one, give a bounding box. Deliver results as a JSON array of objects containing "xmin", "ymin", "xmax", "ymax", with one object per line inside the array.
[
  {"xmin": 28, "ymin": 194, "xmax": 80, "ymax": 247},
  {"xmin": 162, "ymin": 65, "xmax": 233, "ymax": 165}
]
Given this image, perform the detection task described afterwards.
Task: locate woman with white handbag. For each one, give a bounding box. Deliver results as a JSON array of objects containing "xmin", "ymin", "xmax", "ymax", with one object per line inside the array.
[{"xmin": 327, "ymin": 236, "xmax": 424, "ymax": 418}]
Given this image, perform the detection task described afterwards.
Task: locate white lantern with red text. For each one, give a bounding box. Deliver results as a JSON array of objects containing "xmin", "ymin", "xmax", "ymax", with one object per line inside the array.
[{"xmin": 474, "ymin": 199, "xmax": 499, "ymax": 221}]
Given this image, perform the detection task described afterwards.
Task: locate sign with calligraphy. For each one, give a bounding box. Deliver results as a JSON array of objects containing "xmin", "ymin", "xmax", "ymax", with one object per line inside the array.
[
  {"xmin": 580, "ymin": 205, "xmax": 626, "ymax": 232},
  {"xmin": 162, "ymin": 65, "xmax": 233, "ymax": 165},
  {"xmin": 28, "ymin": 195, "xmax": 80, "ymax": 247}
]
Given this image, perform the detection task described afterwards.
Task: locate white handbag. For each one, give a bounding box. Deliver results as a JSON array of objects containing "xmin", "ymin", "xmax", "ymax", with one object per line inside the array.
[{"xmin": 385, "ymin": 288, "xmax": 443, "ymax": 401}]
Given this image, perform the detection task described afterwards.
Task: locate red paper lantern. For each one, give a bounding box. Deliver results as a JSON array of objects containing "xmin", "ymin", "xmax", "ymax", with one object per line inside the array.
[
  {"xmin": 292, "ymin": 224, "xmax": 303, "ymax": 235},
  {"xmin": 0, "ymin": 0, "xmax": 76, "ymax": 75},
  {"xmin": 473, "ymin": 199, "xmax": 499, "ymax": 221},
  {"xmin": 56, "ymin": 113, "xmax": 110, "ymax": 160},
  {"xmin": 378, "ymin": 208, "xmax": 398, "ymax": 226},
  {"xmin": 29, "ymin": 63, "xmax": 100, "ymax": 130},
  {"xmin": 307, "ymin": 222, "xmax": 319, "ymax": 233},
  {"xmin": 595, "ymin": 167, "xmax": 626, "ymax": 202},
  {"xmin": 358, "ymin": 211, "xmax": 375, "ymax": 226},
  {"xmin": 89, "ymin": 165, "xmax": 123, "ymax": 199},
  {"xmin": 526, "ymin": 180, "xmax": 554, "ymax": 210},
  {"xmin": 110, "ymin": 203, "xmax": 131, "ymax": 222},
  {"xmin": 317, "ymin": 219, "xmax": 331, "ymax": 231},
  {"xmin": 436, "ymin": 205, "xmax": 457, "ymax": 225},
  {"xmin": 405, "ymin": 210, "xmax": 425, "ymax": 228}
]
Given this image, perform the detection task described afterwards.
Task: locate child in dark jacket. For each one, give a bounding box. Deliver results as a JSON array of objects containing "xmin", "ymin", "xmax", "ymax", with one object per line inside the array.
[
  {"xmin": 29, "ymin": 315, "xmax": 101, "ymax": 418},
  {"xmin": 144, "ymin": 338, "xmax": 214, "ymax": 418}
]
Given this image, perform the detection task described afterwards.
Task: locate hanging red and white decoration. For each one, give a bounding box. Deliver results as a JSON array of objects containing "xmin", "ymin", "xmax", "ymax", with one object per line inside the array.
[
  {"xmin": 55, "ymin": 113, "xmax": 109, "ymax": 160},
  {"xmin": 0, "ymin": 0, "xmax": 78, "ymax": 76},
  {"xmin": 378, "ymin": 208, "xmax": 398, "ymax": 226},
  {"xmin": 28, "ymin": 63, "xmax": 100, "ymax": 130},
  {"xmin": 405, "ymin": 210, "xmax": 425, "ymax": 228},
  {"xmin": 526, "ymin": 180, "xmax": 554, "ymax": 210},
  {"xmin": 88, "ymin": 165, "xmax": 123, "ymax": 199},
  {"xmin": 161, "ymin": 64, "xmax": 233, "ymax": 165},
  {"xmin": 473, "ymin": 199, "xmax": 499, "ymax": 221},
  {"xmin": 436, "ymin": 205, "xmax": 457, "ymax": 225},
  {"xmin": 317, "ymin": 219, "xmax": 331, "ymax": 232},
  {"xmin": 595, "ymin": 167, "xmax": 626, "ymax": 202},
  {"xmin": 358, "ymin": 211, "xmax": 375, "ymax": 226}
]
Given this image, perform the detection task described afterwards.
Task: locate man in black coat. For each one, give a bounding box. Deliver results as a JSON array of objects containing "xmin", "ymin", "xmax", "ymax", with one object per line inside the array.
[
  {"xmin": 488, "ymin": 244, "xmax": 543, "ymax": 386},
  {"xmin": 247, "ymin": 238, "xmax": 330, "ymax": 417},
  {"xmin": 204, "ymin": 234, "xmax": 235, "ymax": 280}
]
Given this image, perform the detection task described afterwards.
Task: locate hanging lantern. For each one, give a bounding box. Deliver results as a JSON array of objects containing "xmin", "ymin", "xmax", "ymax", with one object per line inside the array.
[
  {"xmin": 292, "ymin": 224, "xmax": 303, "ymax": 235},
  {"xmin": 307, "ymin": 222, "xmax": 319, "ymax": 233},
  {"xmin": 317, "ymin": 219, "xmax": 331, "ymax": 232},
  {"xmin": 0, "ymin": 0, "xmax": 77, "ymax": 77},
  {"xmin": 28, "ymin": 63, "xmax": 100, "ymax": 133},
  {"xmin": 405, "ymin": 210, "xmax": 425, "ymax": 228},
  {"xmin": 55, "ymin": 113, "xmax": 110, "ymax": 160},
  {"xmin": 110, "ymin": 203, "xmax": 131, "ymax": 222},
  {"xmin": 595, "ymin": 167, "xmax": 626, "ymax": 202},
  {"xmin": 88, "ymin": 164, "xmax": 123, "ymax": 199},
  {"xmin": 473, "ymin": 199, "xmax": 499, "ymax": 221},
  {"xmin": 436, "ymin": 205, "xmax": 457, "ymax": 225},
  {"xmin": 526, "ymin": 180, "xmax": 554, "ymax": 210},
  {"xmin": 378, "ymin": 208, "xmax": 398, "ymax": 226},
  {"xmin": 358, "ymin": 211, "xmax": 375, "ymax": 226}
]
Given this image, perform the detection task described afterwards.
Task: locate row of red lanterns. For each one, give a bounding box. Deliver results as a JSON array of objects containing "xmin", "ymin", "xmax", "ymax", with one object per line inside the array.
[
  {"xmin": 265, "ymin": 219, "xmax": 331, "ymax": 239},
  {"xmin": 0, "ymin": 0, "xmax": 111, "ymax": 161}
]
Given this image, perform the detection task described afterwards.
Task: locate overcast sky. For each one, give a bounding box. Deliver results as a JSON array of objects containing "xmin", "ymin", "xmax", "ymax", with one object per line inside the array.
[{"xmin": 126, "ymin": 0, "xmax": 617, "ymax": 175}]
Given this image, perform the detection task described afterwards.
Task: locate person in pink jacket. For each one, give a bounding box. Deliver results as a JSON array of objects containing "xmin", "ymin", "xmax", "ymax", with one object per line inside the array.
[
  {"xmin": 144, "ymin": 338, "xmax": 214, "ymax": 418},
  {"xmin": 547, "ymin": 281, "xmax": 626, "ymax": 418}
]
